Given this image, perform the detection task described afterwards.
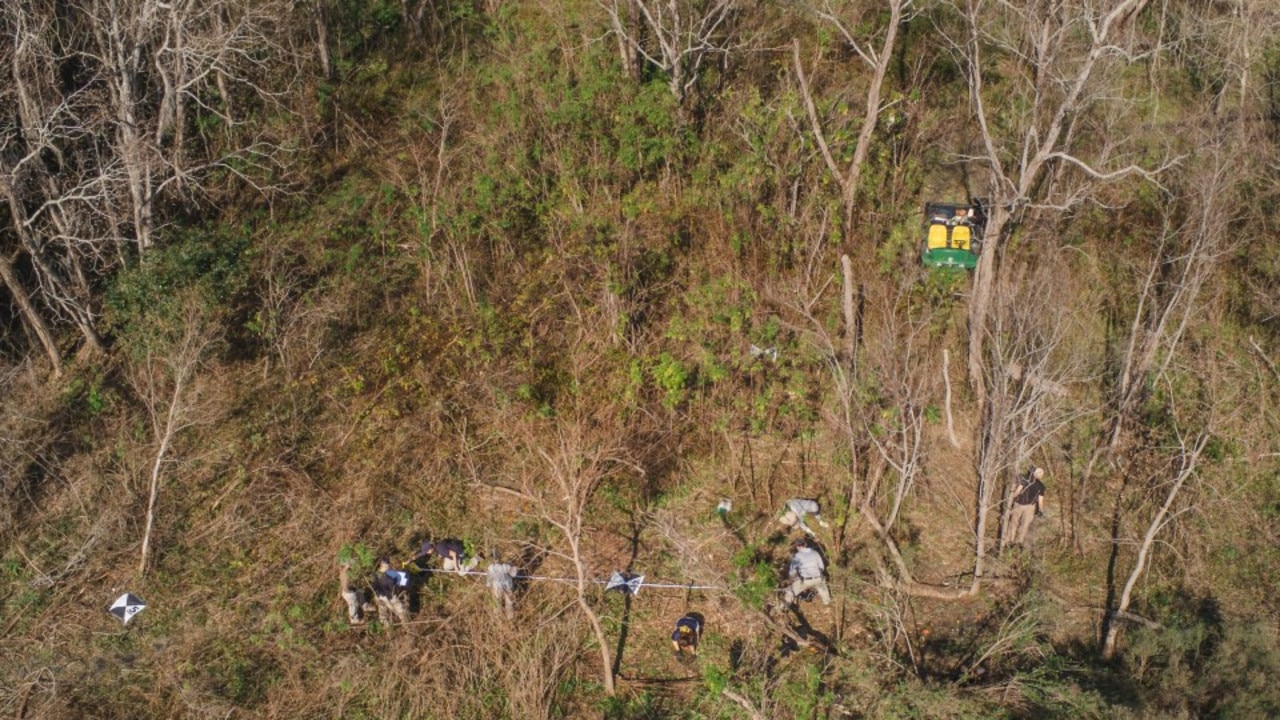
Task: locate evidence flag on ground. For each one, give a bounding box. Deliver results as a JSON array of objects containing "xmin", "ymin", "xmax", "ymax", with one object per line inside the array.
[{"xmin": 110, "ymin": 593, "xmax": 146, "ymax": 624}]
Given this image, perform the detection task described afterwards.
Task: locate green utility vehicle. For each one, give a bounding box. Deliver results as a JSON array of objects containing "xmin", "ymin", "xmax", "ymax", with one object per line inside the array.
[{"xmin": 921, "ymin": 199, "xmax": 985, "ymax": 270}]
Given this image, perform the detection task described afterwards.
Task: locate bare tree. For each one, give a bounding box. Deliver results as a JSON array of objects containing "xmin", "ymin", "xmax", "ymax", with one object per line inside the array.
[
  {"xmin": 601, "ymin": 0, "xmax": 741, "ymax": 107},
  {"xmin": 857, "ymin": 285, "xmax": 934, "ymax": 538},
  {"xmin": 1154, "ymin": 0, "xmax": 1280, "ymax": 119},
  {"xmin": 790, "ymin": 270, "xmax": 956, "ymax": 597},
  {"xmin": 1041, "ymin": 129, "xmax": 1253, "ymax": 542},
  {"xmin": 0, "ymin": 0, "xmax": 296, "ymax": 367},
  {"xmin": 307, "ymin": 0, "xmax": 332, "ymax": 79},
  {"xmin": 809, "ymin": 253, "xmax": 1084, "ymax": 599},
  {"xmin": 792, "ymin": 0, "xmax": 911, "ymax": 238},
  {"xmin": 130, "ymin": 300, "xmax": 222, "ymax": 575},
  {"xmin": 1106, "ymin": 135, "xmax": 1243, "ymax": 455},
  {"xmin": 501, "ymin": 407, "xmax": 638, "ymax": 697},
  {"xmin": 838, "ymin": 261, "xmax": 1087, "ymax": 598},
  {"xmin": 1100, "ymin": 417, "xmax": 1210, "ymax": 659},
  {"xmin": 1086, "ymin": 129, "xmax": 1247, "ymax": 659},
  {"xmin": 1, "ymin": 3, "xmax": 111, "ymax": 363},
  {"xmin": 80, "ymin": 0, "xmax": 295, "ymax": 249},
  {"xmin": 954, "ymin": 0, "xmax": 1173, "ymax": 405},
  {"xmin": 850, "ymin": 288, "xmax": 949, "ymax": 595},
  {"xmin": 979, "ymin": 258, "xmax": 1086, "ymax": 559},
  {"xmin": 0, "ymin": 252, "xmax": 61, "ymax": 374}
]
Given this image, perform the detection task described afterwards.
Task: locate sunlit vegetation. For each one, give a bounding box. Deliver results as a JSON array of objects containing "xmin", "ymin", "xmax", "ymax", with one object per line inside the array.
[{"xmin": 3, "ymin": 1, "xmax": 1280, "ymax": 718}]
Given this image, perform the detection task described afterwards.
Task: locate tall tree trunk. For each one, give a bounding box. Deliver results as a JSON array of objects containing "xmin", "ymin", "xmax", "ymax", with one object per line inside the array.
[
  {"xmin": 138, "ymin": 404, "xmax": 178, "ymax": 575},
  {"xmin": 313, "ymin": 0, "xmax": 332, "ymax": 79},
  {"xmin": 966, "ymin": 205, "xmax": 1011, "ymax": 407},
  {"xmin": 573, "ymin": 558, "xmax": 615, "ymax": 695},
  {"xmin": 840, "ymin": 0, "xmax": 901, "ymax": 236},
  {"xmin": 840, "ymin": 254, "xmax": 857, "ymax": 360},
  {"xmin": 793, "ymin": 0, "xmax": 904, "ymax": 243},
  {"xmin": 1101, "ymin": 434, "xmax": 1207, "ymax": 659},
  {"xmin": 963, "ymin": 0, "xmax": 1151, "ymax": 399},
  {"xmin": 0, "ymin": 252, "xmax": 62, "ymax": 375}
]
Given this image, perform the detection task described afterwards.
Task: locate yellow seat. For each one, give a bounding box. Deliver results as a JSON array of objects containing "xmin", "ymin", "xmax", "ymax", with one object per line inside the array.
[
  {"xmin": 927, "ymin": 224, "xmax": 950, "ymax": 250},
  {"xmin": 952, "ymin": 225, "xmax": 971, "ymax": 250}
]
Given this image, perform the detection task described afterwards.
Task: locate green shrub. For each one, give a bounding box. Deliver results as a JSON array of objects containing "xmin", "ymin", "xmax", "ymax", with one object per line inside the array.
[
  {"xmin": 731, "ymin": 546, "xmax": 777, "ymax": 610},
  {"xmin": 651, "ymin": 353, "xmax": 690, "ymax": 409}
]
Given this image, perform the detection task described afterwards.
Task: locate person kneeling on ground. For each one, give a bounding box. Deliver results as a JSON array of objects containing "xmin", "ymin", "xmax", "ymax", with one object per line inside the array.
[
  {"xmin": 671, "ymin": 613, "xmax": 703, "ymax": 661},
  {"xmin": 777, "ymin": 498, "xmax": 830, "ymax": 537},
  {"xmin": 372, "ymin": 557, "xmax": 410, "ymax": 624},
  {"xmin": 783, "ymin": 538, "xmax": 831, "ymax": 607},
  {"xmin": 413, "ymin": 538, "xmax": 479, "ymax": 575}
]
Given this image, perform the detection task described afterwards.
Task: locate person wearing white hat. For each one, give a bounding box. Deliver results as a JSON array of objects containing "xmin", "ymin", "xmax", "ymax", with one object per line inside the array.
[{"xmin": 1009, "ymin": 467, "xmax": 1047, "ymax": 547}]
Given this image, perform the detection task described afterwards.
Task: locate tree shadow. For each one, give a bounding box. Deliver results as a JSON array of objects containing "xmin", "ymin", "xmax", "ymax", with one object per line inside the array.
[
  {"xmin": 1099, "ymin": 469, "xmax": 1132, "ymax": 649},
  {"xmin": 719, "ymin": 508, "xmax": 750, "ymax": 547},
  {"xmin": 781, "ymin": 604, "xmax": 835, "ymax": 658},
  {"xmin": 515, "ymin": 542, "xmax": 548, "ymax": 597},
  {"xmin": 611, "ymin": 510, "xmax": 646, "ymax": 677},
  {"xmin": 729, "ymin": 638, "xmax": 746, "ymax": 670},
  {"xmin": 1050, "ymin": 636, "xmax": 1143, "ymax": 711}
]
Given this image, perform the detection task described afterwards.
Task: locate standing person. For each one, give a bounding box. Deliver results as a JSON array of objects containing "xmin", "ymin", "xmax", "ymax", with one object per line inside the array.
[
  {"xmin": 969, "ymin": 198, "xmax": 987, "ymax": 230},
  {"xmin": 671, "ymin": 613, "xmax": 703, "ymax": 661},
  {"xmin": 1008, "ymin": 467, "xmax": 1047, "ymax": 548},
  {"xmin": 372, "ymin": 557, "xmax": 410, "ymax": 624},
  {"xmin": 782, "ymin": 538, "xmax": 831, "ymax": 607},
  {"xmin": 485, "ymin": 554, "xmax": 517, "ymax": 618},
  {"xmin": 777, "ymin": 498, "xmax": 830, "ymax": 537}
]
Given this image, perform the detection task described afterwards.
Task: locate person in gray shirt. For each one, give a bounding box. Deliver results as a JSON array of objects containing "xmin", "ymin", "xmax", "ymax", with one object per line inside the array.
[
  {"xmin": 782, "ymin": 539, "xmax": 831, "ymax": 606},
  {"xmin": 485, "ymin": 555, "xmax": 518, "ymax": 618},
  {"xmin": 777, "ymin": 498, "xmax": 830, "ymax": 536}
]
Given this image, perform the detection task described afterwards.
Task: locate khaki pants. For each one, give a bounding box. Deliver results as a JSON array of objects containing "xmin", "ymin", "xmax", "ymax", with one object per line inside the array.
[
  {"xmin": 375, "ymin": 594, "xmax": 409, "ymax": 624},
  {"xmin": 1009, "ymin": 502, "xmax": 1037, "ymax": 545},
  {"xmin": 442, "ymin": 556, "xmax": 479, "ymax": 575},
  {"xmin": 779, "ymin": 510, "xmax": 829, "ymax": 535},
  {"xmin": 491, "ymin": 585, "xmax": 515, "ymax": 618},
  {"xmin": 784, "ymin": 576, "xmax": 831, "ymax": 605},
  {"xmin": 342, "ymin": 589, "xmax": 363, "ymax": 624}
]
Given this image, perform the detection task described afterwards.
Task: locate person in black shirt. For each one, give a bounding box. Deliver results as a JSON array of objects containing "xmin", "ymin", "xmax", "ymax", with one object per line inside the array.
[
  {"xmin": 372, "ymin": 557, "xmax": 410, "ymax": 623},
  {"xmin": 412, "ymin": 539, "xmax": 478, "ymax": 575},
  {"xmin": 1009, "ymin": 467, "xmax": 1047, "ymax": 547}
]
